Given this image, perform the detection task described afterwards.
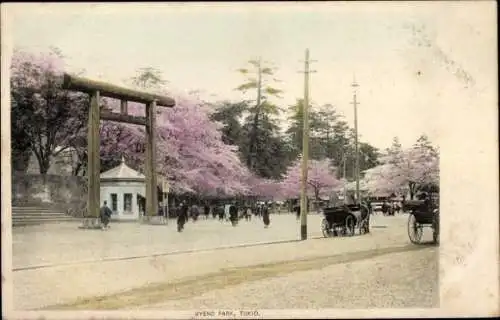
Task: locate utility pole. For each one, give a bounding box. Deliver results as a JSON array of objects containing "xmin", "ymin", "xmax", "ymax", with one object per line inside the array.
[
  {"xmin": 343, "ymin": 151, "xmax": 347, "ymax": 203},
  {"xmin": 351, "ymin": 78, "xmax": 360, "ymax": 203},
  {"xmin": 299, "ymin": 49, "xmax": 316, "ymax": 240}
]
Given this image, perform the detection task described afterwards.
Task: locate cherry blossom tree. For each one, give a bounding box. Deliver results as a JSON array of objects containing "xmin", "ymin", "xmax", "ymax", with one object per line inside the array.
[
  {"xmin": 63, "ymin": 66, "xmax": 254, "ymax": 197},
  {"xmin": 362, "ymin": 135, "xmax": 439, "ymax": 199},
  {"xmin": 362, "ymin": 164, "xmax": 401, "ymax": 196},
  {"xmin": 11, "ymin": 50, "xmax": 274, "ymax": 198},
  {"xmin": 280, "ymin": 158, "xmax": 341, "ymax": 201},
  {"xmin": 10, "ymin": 48, "xmax": 88, "ymax": 174},
  {"xmin": 248, "ymin": 177, "xmax": 284, "ymax": 200},
  {"xmin": 99, "ymin": 94, "xmax": 253, "ymax": 197},
  {"xmin": 156, "ymin": 96, "xmax": 254, "ymax": 197}
]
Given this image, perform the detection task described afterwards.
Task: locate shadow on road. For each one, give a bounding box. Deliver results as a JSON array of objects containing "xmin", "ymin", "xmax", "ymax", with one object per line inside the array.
[{"xmin": 41, "ymin": 244, "xmax": 432, "ymax": 310}]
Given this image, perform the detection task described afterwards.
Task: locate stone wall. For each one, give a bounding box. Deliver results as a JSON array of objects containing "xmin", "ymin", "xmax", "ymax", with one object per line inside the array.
[{"xmin": 12, "ymin": 173, "xmax": 88, "ymax": 216}]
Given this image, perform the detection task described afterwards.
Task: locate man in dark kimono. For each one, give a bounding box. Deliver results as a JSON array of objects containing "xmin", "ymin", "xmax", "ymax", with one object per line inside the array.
[
  {"xmin": 381, "ymin": 201, "xmax": 389, "ymax": 215},
  {"xmin": 177, "ymin": 202, "xmax": 189, "ymax": 232},
  {"xmin": 204, "ymin": 204, "xmax": 210, "ymax": 219},
  {"xmin": 256, "ymin": 205, "xmax": 262, "ymax": 217},
  {"xmin": 217, "ymin": 205, "xmax": 225, "ymax": 221},
  {"xmin": 294, "ymin": 205, "xmax": 300, "ymax": 220},
  {"xmin": 100, "ymin": 201, "xmax": 112, "ymax": 230},
  {"xmin": 364, "ymin": 198, "xmax": 373, "ymax": 215},
  {"xmin": 262, "ymin": 204, "xmax": 270, "ymax": 228},
  {"xmin": 229, "ymin": 203, "xmax": 238, "ymax": 226},
  {"xmin": 422, "ymin": 193, "xmax": 432, "ymax": 210},
  {"xmin": 212, "ymin": 205, "xmax": 218, "ymax": 219}
]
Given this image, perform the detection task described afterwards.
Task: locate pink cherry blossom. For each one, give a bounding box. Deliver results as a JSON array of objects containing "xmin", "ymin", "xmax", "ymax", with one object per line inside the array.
[
  {"xmin": 361, "ymin": 140, "xmax": 439, "ymax": 198},
  {"xmin": 100, "ymin": 95, "xmax": 253, "ymax": 196},
  {"xmin": 279, "ymin": 158, "xmax": 342, "ymax": 200}
]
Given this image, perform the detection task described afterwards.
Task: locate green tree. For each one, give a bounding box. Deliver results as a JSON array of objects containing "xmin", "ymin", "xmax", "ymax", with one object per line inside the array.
[
  {"xmin": 285, "ymin": 98, "xmax": 322, "ymax": 160},
  {"xmin": 359, "ymin": 142, "xmax": 380, "ymax": 174},
  {"xmin": 285, "ymin": 100, "xmax": 380, "ymax": 181},
  {"xmin": 130, "ymin": 67, "xmax": 168, "ymax": 91},
  {"xmin": 236, "ymin": 58, "xmax": 283, "ymax": 170},
  {"xmin": 310, "ymin": 103, "xmax": 339, "ymax": 160},
  {"xmin": 10, "ymin": 115, "xmax": 32, "ymax": 172},
  {"xmin": 386, "ymin": 136, "xmax": 404, "ymax": 166},
  {"xmin": 209, "ymin": 100, "xmax": 248, "ymax": 146},
  {"xmin": 209, "ymin": 99, "xmax": 290, "ymax": 179},
  {"xmin": 240, "ymin": 113, "xmax": 290, "ymax": 179},
  {"xmin": 285, "ymin": 99, "xmax": 305, "ymax": 159}
]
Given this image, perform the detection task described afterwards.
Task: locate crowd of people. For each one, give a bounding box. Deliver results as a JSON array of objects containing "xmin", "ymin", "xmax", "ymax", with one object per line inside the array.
[
  {"xmin": 170, "ymin": 202, "xmax": 273, "ymax": 232},
  {"xmin": 379, "ymin": 201, "xmax": 402, "ymax": 216},
  {"xmin": 97, "ymin": 193, "xmax": 437, "ymax": 231},
  {"xmin": 98, "ymin": 200, "xmax": 274, "ymax": 231}
]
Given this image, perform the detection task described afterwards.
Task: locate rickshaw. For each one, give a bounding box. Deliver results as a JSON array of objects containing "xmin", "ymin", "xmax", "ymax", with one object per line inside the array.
[
  {"xmin": 406, "ymin": 191, "xmax": 439, "ymax": 245},
  {"xmin": 321, "ymin": 203, "xmax": 370, "ymax": 237}
]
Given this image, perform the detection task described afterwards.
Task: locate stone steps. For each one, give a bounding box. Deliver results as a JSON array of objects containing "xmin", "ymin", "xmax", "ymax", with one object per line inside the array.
[{"xmin": 12, "ymin": 206, "xmax": 80, "ymax": 227}]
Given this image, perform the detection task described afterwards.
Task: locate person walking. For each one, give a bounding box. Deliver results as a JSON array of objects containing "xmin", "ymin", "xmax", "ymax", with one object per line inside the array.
[
  {"xmin": 229, "ymin": 203, "xmax": 238, "ymax": 226},
  {"xmin": 224, "ymin": 203, "xmax": 231, "ymax": 222},
  {"xmin": 294, "ymin": 205, "xmax": 300, "ymax": 220},
  {"xmin": 218, "ymin": 205, "xmax": 225, "ymax": 221},
  {"xmin": 190, "ymin": 203, "xmax": 200, "ymax": 222},
  {"xmin": 245, "ymin": 206, "xmax": 252, "ymax": 221},
  {"xmin": 262, "ymin": 204, "xmax": 270, "ymax": 228},
  {"xmin": 381, "ymin": 201, "xmax": 389, "ymax": 216},
  {"xmin": 177, "ymin": 201, "xmax": 189, "ymax": 232},
  {"xmin": 255, "ymin": 204, "xmax": 262, "ymax": 218},
  {"xmin": 99, "ymin": 201, "xmax": 112, "ymax": 230},
  {"xmin": 212, "ymin": 204, "xmax": 218, "ymax": 219},
  {"xmin": 204, "ymin": 203, "xmax": 210, "ymax": 219}
]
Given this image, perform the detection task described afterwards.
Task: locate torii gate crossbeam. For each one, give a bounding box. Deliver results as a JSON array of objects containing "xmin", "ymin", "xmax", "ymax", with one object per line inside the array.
[{"xmin": 62, "ymin": 74, "xmax": 175, "ymax": 225}]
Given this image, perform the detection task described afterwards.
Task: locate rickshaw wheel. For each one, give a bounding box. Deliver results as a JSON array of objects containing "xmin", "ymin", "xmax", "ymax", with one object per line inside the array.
[
  {"xmin": 321, "ymin": 218, "xmax": 331, "ymax": 238},
  {"xmin": 345, "ymin": 215, "xmax": 356, "ymax": 236},
  {"xmin": 408, "ymin": 214, "xmax": 423, "ymax": 244}
]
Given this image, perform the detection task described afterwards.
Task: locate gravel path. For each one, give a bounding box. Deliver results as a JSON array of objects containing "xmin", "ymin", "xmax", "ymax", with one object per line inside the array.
[
  {"xmin": 13, "ymin": 214, "xmax": 327, "ymax": 269},
  {"xmin": 13, "ymin": 214, "xmax": 438, "ymax": 310},
  {"xmin": 13, "ymin": 213, "xmax": 424, "ymax": 269},
  {"xmin": 144, "ymin": 247, "xmax": 439, "ymax": 309}
]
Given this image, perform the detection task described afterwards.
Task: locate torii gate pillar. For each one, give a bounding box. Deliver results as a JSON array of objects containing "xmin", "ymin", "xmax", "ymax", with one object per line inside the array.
[
  {"xmin": 145, "ymin": 100, "xmax": 158, "ymax": 220},
  {"xmin": 87, "ymin": 90, "xmax": 101, "ymax": 221},
  {"xmin": 62, "ymin": 74, "xmax": 175, "ymax": 228}
]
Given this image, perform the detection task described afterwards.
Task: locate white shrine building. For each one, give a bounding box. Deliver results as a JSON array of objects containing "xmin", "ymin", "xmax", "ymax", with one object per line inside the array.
[{"xmin": 100, "ymin": 157, "xmax": 146, "ymax": 221}]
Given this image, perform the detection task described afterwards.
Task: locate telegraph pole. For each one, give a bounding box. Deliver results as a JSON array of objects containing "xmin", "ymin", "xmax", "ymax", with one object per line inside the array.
[
  {"xmin": 351, "ymin": 78, "xmax": 360, "ymax": 203},
  {"xmin": 299, "ymin": 49, "xmax": 316, "ymax": 240},
  {"xmin": 343, "ymin": 151, "xmax": 347, "ymax": 203}
]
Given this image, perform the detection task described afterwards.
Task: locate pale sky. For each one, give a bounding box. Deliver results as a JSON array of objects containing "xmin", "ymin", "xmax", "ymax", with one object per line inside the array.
[{"xmin": 3, "ymin": 2, "xmax": 496, "ymax": 150}]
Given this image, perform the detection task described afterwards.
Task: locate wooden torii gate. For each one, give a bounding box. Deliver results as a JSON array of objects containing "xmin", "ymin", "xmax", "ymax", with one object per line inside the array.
[{"xmin": 62, "ymin": 74, "xmax": 175, "ymax": 226}]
